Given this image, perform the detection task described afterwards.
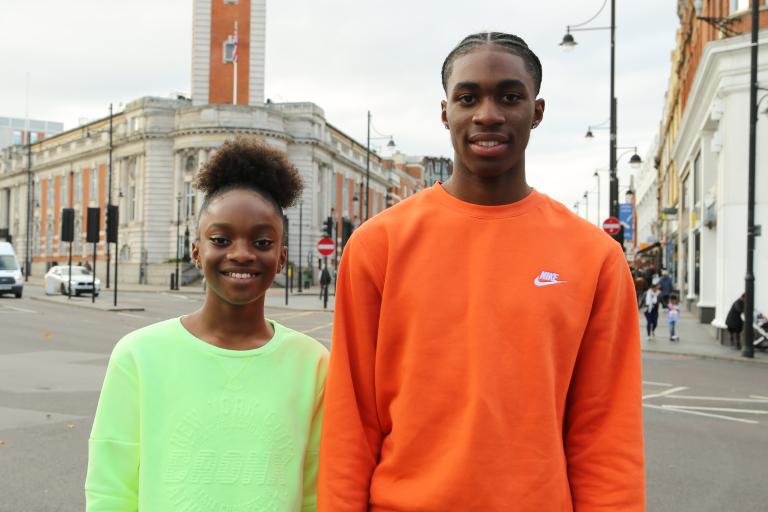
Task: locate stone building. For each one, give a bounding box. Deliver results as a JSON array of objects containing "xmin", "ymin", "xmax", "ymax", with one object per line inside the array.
[{"xmin": 0, "ymin": 0, "xmax": 445, "ymax": 285}]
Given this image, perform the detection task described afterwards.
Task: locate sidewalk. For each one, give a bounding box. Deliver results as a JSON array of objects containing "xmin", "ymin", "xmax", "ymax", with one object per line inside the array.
[
  {"xmin": 18, "ymin": 277, "xmax": 766, "ymax": 364},
  {"xmin": 22, "ymin": 276, "xmax": 334, "ymax": 313},
  {"xmin": 639, "ymin": 306, "xmax": 768, "ymax": 365}
]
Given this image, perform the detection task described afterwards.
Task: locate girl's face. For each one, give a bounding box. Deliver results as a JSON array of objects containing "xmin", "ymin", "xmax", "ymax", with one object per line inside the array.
[{"xmin": 192, "ymin": 189, "xmax": 286, "ymax": 307}]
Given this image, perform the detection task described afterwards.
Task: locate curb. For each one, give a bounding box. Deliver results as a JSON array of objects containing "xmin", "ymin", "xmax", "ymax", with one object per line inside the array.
[
  {"xmin": 641, "ymin": 346, "xmax": 768, "ymax": 365},
  {"xmin": 29, "ymin": 295, "xmax": 146, "ymax": 312}
]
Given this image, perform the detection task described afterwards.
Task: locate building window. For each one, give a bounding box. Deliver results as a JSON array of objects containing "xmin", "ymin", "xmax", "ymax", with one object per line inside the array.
[
  {"xmin": 12, "ymin": 131, "xmax": 22, "ymax": 145},
  {"xmin": 185, "ymin": 181, "xmax": 196, "ymax": 218},
  {"xmin": 224, "ymin": 0, "xmax": 239, "ymax": 4},
  {"xmin": 30, "ymin": 132, "xmax": 39, "ymax": 143},
  {"xmin": 729, "ymin": 0, "xmax": 749, "ymax": 13},
  {"xmin": 223, "ymin": 37, "xmax": 236, "ymax": 63},
  {"xmin": 130, "ymin": 184, "xmax": 137, "ymax": 221},
  {"xmin": 89, "ymin": 166, "xmax": 98, "ymax": 204},
  {"xmin": 185, "ymin": 155, "xmax": 197, "ymax": 173},
  {"xmin": 75, "ymin": 172, "xmax": 82, "ymax": 204},
  {"xmin": 46, "ymin": 179, "xmax": 53, "ymax": 210},
  {"xmin": 62, "ymin": 175, "xmax": 69, "ymax": 208}
]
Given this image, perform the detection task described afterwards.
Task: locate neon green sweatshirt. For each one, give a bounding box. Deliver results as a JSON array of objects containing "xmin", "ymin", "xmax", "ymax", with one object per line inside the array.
[{"xmin": 85, "ymin": 317, "xmax": 328, "ymax": 512}]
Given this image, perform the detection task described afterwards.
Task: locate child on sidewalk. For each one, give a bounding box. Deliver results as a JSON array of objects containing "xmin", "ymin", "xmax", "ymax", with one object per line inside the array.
[
  {"xmin": 85, "ymin": 138, "xmax": 328, "ymax": 511},
  {"xmin": 668, "ymin": 293, "xmax": 680, "ymax": 341}
]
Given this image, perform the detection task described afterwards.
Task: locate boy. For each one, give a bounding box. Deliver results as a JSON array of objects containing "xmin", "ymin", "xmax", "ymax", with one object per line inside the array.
[{"xmin": 319, "ymin": 32, "xmax": 644, "ymax": 511}]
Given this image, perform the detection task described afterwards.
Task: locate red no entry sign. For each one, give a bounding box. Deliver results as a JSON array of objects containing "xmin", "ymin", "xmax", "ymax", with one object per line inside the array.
[
  {"xmin": 317, "ymin": 237, "xmax": 335, "ymax": 256},
  {"xmin": 602, "ymin": 216, "xmax": 621, "ymax": 235}
]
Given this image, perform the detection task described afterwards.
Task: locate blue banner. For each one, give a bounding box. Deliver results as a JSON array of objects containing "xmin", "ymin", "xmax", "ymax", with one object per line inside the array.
[{"xmin": 619, "ymin": 203, "xmax": 634, "ymax": 243}]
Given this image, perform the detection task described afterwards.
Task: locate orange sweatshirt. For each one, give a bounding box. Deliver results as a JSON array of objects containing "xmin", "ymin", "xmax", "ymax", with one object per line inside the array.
[{"xmin": 319, "ymin": 185, "xmax": 645, "ymax": 512}]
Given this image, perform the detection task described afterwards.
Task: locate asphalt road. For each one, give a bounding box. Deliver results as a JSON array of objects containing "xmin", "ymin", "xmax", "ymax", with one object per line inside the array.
[{"xmin": 1, "ymin": 286, "xmax": 766, "ymax": 511}]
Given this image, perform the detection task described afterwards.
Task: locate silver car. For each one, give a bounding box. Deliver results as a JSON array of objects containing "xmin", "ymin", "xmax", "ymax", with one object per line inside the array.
[{"xmin": 45, "ymin": 266, "xmax": 101, "ymax": 297}]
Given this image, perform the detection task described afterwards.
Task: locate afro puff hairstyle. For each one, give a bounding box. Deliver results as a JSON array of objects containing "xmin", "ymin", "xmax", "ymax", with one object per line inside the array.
[{"xmin": 194, "ymin": 137, "xmax": 303, "ymax": 238}]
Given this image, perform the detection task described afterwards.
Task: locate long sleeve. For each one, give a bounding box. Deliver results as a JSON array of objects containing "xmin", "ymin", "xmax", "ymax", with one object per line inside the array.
[
  {"xmin": 318, "ymin": 234, "xmax": 384, "ymax": 512},
  {"xmin": 85, "ymin": 342, "xmax": 140, "ymax": 512},
  {"xmin": 565, "ymin": 244, "xmax": 645, "ymax": 511},
  {"xmin": 302, "ymin": 356, "xmax": 328, "ymax": 512}
]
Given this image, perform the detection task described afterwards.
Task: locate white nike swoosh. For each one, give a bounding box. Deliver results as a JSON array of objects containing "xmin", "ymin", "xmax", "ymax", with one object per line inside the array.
[{"xmin": 533, "ymin": 277, "xmax": 567, "ymax": 287}]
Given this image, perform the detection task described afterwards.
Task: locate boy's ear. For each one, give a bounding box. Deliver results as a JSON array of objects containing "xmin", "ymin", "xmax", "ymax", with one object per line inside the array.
[{"xmin": 441, "ymin": 100, "xmax": 449, "ymax": 129}]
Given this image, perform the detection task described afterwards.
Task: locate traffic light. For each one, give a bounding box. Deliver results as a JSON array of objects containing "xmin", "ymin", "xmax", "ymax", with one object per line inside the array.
[
  {"xmin": 324, "ymin": 216, "xmax": 334, "ymax": 237},
  {"xmin": 341, "ymin": 218, "xmax": 354, "ymax": 249},
  {"xmin": 106, "ymin": 205, "xmax": 119, "ymax": 244}
]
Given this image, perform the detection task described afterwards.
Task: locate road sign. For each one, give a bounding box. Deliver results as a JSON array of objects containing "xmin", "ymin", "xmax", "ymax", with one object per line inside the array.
[
  {"xmin": 317, "ymin": 237, "xmax": 335, "ymax": 256},
  {"xmin": 602, "ymin": 216, "xmax": 621, "ymax": 235}
]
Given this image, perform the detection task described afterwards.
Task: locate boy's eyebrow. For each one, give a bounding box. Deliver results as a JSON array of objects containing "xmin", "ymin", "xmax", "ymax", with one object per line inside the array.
[{"xmin": 452, "ymin": 79, "xmax": 529, "ymax": 92}]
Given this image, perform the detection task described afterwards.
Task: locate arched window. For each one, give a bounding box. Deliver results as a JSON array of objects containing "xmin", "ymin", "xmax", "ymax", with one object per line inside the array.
[{"xmin": 119, "ymin": 244, "xmax": 131, "ymax": 263}]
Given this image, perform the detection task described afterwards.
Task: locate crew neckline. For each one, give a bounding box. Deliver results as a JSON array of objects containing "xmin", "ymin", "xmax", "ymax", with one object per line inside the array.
[
  {"xmin": 175, "ymin": 316, "xmax": 284, "ymax": 357},
  {"xmin": 429, "ymin": 182, "xmax": 545, "ymax": 219}
]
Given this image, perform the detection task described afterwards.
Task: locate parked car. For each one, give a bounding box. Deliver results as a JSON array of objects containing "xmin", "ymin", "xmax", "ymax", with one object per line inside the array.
[
  {"xmin": 0, "ymin": 241, "xmax": 23, "ymax": 298},
  {"xmin": 45, "ymin": 266, "xmax": 100, "ymax": 297}
]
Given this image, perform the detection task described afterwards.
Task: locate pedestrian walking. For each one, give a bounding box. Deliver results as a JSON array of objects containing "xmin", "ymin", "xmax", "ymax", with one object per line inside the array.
[
  {"xmin": 319, "ymin": 32, "xmax": 644, "ymax": 511},
  {"xmin": 726, "ymin": 293, "xmax": 745, "ymax": 349},
  {"xmin": 644, "ymin": 284, "xmax": 660, "ymax": 339},
  {"xmin": 319, "ymin": 265, "xmax": 331, "ymax": 301},
  {"xmin": 658, "ymin": 270, "xmax": 673, "ymax": 308},
  {"xmin": 86, "ymin": 138, "xmax": 328, "ymax": 511},
  {"xmin": 667, "ymin": 293, "xmax": 680, "ymax": 341}
]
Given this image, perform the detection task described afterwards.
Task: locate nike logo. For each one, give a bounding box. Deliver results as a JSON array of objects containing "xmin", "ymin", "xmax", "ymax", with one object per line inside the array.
[{"xmin": 534, "ymin": 271, "xmax": 567, "ymax": 287}]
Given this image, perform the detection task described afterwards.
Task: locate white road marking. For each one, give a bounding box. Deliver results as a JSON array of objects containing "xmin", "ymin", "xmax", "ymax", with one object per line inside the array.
[
  {"xmin": 0, "ymin": 304, "xmax": 36, "ymax": 313},
  {"xmin": 642, "ymin": 380, "xmax": 673, "ymax": 387},
  {"xmin": 268, "ymin": 311, "xmax": 316, "ymax": 319},
  {"xmin": 750, "ymin": 395, "xmax": 768, "ymax": 400},
  {"xmin": 302, "ymin": 322, "xmax": 334, "ymax": 334},
  {"xmin": 661, "ymin": 405, "xmax": 768, "ymax": 415},
  {"xmin": 642, "ymin": 386, "xmax": 688, "ymax": 400},
  {"xmin": 644, "ymin": 403, "xmax": 759, "ymax": 424},
  {"xmin": 118, "ymin": 312, "xmax": 146, "ymax": 319},
  {"xmin": 665, "ymin": 395, "xmax": 768, "ymax": 403}
]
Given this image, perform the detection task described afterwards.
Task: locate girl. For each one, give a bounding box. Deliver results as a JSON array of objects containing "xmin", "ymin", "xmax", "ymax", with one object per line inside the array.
[
  {"xmin": 667, "ymin": 293, "xmax": 680, "ymax": 341},
  {"xmin": 644, "ymin": 283, "xmax": 660, "ymax": 339},
  {"xmin": 86, "ymin": 138, "xmax": 328, "ymax": 511}
]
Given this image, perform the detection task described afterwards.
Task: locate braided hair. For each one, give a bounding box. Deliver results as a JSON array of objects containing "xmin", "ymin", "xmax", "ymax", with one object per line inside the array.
[
  {"xmin": 441, "ymin": 32, "xmax": 542, "ymax": 95},
  {"xmin": 194, "ymin": 137, "xmax": 303, "ymax": 238}
]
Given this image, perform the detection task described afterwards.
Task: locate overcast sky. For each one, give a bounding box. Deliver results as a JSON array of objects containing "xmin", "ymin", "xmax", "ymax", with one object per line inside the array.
[{"xmin": 0, "ymin": 0, "xmax": 679, "ymax": 222}]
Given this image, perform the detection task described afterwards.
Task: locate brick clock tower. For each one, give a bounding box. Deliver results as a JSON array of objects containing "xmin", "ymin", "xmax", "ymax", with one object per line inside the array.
[{"xmin": 191, "ymin": 0, "xmax": 266, "ymax": 106}]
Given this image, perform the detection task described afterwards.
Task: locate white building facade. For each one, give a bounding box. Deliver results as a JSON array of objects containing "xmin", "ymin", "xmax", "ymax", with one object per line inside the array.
[{"xmin": 671, "ymin": 31, "xmax": 767, "ymax": 326}]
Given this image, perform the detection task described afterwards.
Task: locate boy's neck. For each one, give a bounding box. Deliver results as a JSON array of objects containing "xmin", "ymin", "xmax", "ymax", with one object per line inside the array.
[
  {"xmin": 442, "ymin": 164, "xmax": 530, "ymax": 206},
  {"xmin": 184, "ymin": 296, "xmax": 274, "ymax": 350}
]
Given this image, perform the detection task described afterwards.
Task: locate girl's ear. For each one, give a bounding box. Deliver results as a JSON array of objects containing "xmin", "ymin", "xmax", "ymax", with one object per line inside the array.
[
  {"xmin": 191, "ymin": 240, "xmax": 201, "ymax": 269},
  {"xmin": 278, "ymin": 245, "xmax": 287, "ymax": 271}
]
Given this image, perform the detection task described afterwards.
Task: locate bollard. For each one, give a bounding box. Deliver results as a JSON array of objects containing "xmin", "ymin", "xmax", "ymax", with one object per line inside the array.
[{"xmin": 170, "ymin": 273, "xmax": 175, "ymax": 290}]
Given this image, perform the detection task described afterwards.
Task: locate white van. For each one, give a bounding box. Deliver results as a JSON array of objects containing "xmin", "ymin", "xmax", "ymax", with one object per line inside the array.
[{"xmin": 0, "ymin": 242, "xmax": 23, "ymax": 298}]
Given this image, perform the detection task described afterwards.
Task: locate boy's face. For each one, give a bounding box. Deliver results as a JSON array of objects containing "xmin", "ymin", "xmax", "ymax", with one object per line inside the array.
[
  {"xmin": 441, "ymin": 46, "xmax": 544, "ymax": 179},
  {"xmin": 192, "ymin": 189, "xmax": 287, "ymax": 307}
]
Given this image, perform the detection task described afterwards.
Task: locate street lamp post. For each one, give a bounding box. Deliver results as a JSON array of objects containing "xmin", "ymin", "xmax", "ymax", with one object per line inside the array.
[
  {"xmin": 594, "ymin": 170, "xmax": 601, "ymax": 224},
  {"xmin": 583, "ymin": 191, "xmax": 589, "ymax": 223},
  {"xmin": 364, "ymin": 111, "xmax": 395, "ymax": 220},
  {"xmin": 175, "ymin": 193, "xmax": 181, "ymax": 290},
  {"xmin": 561, "ymin": 0, "xmax": 618, "ymax": 219},
  {"xmin": 742, "ymin": 0, "xmax": 762, "ymax": 359},
  {"xmin": 24, "ymin": 141, "xmax": 32, "ymax": 280},
  {"xmin": 298, "ymin": 200, "xmax": 303, "ymax": 293},
  {"xmin": 106, "ymin": 103, "xmax": 113, "ymax": 289}
]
